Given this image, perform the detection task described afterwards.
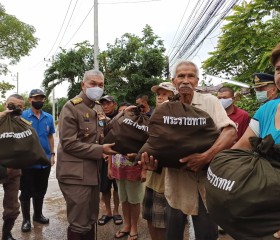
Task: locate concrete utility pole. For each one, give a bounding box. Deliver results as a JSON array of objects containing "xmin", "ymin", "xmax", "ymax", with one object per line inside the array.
[
  {"xmin": 11, "ymin": 72, "xmax": 19, "ymax": 93},
  {"xmin": 94, "ymin": 0, "xmax": 99, "ymax": 70},
  {"xmin": 44, "ymin": 57, "xmax": 56, "ymax": 122},
  {"xmin": 16, "ymin": 72, "xmax": 19, "ymax": 94}
]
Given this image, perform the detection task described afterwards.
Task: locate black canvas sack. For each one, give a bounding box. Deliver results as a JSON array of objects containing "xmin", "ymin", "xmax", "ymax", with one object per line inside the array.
[
  {"xmin": 0, "ymin": 114, "xmax": 50, "ymax": 168},
  {"xmin": 137, "ymin": 101, "xmax": 220, "ymax": 169},
  {"xmin": 102, "ymin": 106, "xmax": 149, "ymax": 154},
  {"xmin": 206, "ymin": 135, "xmax": 280, "ymax": 240}
]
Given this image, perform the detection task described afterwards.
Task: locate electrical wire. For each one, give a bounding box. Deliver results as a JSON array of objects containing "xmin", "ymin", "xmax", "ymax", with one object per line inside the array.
[{"xmin": 44, "ymin": 0, "xmax": 74, "ymax": 59}]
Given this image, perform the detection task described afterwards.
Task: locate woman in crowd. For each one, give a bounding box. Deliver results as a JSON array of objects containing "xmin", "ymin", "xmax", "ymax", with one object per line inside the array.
[{"xmin": 232, "ymin": 43, "xmax": 280, "ymax": 239}]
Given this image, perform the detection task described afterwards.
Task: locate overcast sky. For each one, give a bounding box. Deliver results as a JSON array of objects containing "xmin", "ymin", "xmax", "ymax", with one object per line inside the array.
[{"xmin": 1, "ymin": 0, "xmax": 222, "ymax": 99}]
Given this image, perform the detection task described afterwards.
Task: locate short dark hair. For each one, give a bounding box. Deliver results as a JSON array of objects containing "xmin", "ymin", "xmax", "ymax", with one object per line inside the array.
[
  {"xmin": 271, "ymin": 43, "xmax": 280, "ymax": 67},
  {"xmin": 7, "ymin": 94, "xmax": 24, "ymax": 101},
  {"xmin": 136, "ymin": 94, "xmax": 149, "ymax": 101},
  {"xmin": 218, "ymin": 86, "xmax": 234, "ymax": 96}
]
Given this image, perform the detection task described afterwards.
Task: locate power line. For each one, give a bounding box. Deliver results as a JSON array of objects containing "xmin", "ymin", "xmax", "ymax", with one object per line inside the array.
[
  {"xmin": 44, "ymin": 0, "xmax": 74, "ymax": 59},
  {"xmin": 99, "ymin": 0, "xmax": 161, "ymax": 4},
  {"xmin": 53, "ymin": 0, "xmax": 80, "ymax": 55},
  {"xmin": 62, "ymin": 4, "xmax": 95, "ymax": 48}
]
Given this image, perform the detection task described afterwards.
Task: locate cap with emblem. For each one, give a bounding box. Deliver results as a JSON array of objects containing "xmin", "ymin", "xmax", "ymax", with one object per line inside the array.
[
  {"xmin": 29, "ymin": 89, "xmax": 46, "ymax": 98},
  {"xmin": 100, "ymin": 95, "xmax": 115, "ymax": 103},
  {"xmin": 151, "ymin": 82, "xmax": 177, "ymax": 94},
  {"xmin": 253, "ymin": 73, "xmax": 275, "ymax": 88}
]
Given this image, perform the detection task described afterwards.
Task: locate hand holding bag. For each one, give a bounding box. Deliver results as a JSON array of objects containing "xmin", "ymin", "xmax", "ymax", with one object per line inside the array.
[{"xmin": 0, "ymin": 114, "xmax": 50, "ymax": 168}]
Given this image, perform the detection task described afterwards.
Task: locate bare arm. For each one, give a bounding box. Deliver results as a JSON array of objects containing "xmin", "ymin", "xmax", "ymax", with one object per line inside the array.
[
  {"xmin": 231, "ymin": 126, "xmax": 256, "ymax": 150},
  {"xmin": 48, "ymin": 134, "xmax": 55, "ymax": 166}
]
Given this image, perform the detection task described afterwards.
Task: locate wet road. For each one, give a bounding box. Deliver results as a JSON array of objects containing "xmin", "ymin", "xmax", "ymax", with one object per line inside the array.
[{"xmin": 0, "ymin": 134, "xmax": 234, "ymax": 240}]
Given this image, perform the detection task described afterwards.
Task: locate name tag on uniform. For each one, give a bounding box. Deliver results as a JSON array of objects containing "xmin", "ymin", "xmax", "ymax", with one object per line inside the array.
[{"xmin": 98, "ymin": 120, "xmax": 104, "ymax": 127}]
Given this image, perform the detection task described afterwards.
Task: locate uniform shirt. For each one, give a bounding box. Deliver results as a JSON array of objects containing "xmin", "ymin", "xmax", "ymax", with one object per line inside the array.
[
  {"xmin": 251, "ymin": 98, "xmax": 280, "ymax": 144},
  {"xmin": 22, "ymin": 108, "xmax": 55, "ymax": 168},
  {"xmin": 228, "ymin": 105, "xmax": 250, "ymax": 141},
  {"xmin": 164, "ymin": 91, "xmax": 236, "ymax": 215},
  {"xmin": 56, "ymin": 92, "xmax": 105, "ymax": 186}
]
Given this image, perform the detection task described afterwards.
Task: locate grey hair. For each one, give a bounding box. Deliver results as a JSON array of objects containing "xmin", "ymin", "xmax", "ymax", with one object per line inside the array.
[
  {"xmin": 172, "ymin": 60, "xmax": 199, "ymax": 78},
  {"xmin": 83, "ymin": 69, "xmax": 104, "ymax": 82}
]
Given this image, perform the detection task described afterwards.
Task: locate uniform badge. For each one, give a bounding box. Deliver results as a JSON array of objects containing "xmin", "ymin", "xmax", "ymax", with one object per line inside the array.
[
  {"xmin": 84, "ymin": 127, "xmax": 89, "ymax": 137},
  {"xmin": 254, "ymin": 75, "xmax": 260, "ymax": 84},
  {"xmin": 83, "ymin": 113, "xmax": 90, "ymax": 122},
  {"xmin": 98, "ymin": 120, "xmax": 104, "ymax": 127}
]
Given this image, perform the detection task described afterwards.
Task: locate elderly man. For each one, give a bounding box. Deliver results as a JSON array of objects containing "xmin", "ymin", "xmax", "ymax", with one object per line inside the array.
[
  {"xmin": 56, "ymin": 69, "xmax": 117, "ymax": 240},
  {"xmin": 253, "ymin": 73, "xmax": 279, "ymax": 102},
  {"xmin": 141, "ymin": 60, "xmax": 236, "ymax": 240}
]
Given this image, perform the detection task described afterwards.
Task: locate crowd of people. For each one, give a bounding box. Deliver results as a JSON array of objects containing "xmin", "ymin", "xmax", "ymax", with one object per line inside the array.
[{"xmin": 0, "ymin": 43, "xmax": 280, "ymax": 240}]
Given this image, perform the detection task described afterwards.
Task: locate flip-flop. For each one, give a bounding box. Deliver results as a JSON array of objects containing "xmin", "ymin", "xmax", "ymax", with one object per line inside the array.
[
  {"xmin": 97, "ymin": 215, "xmax": 112, "ymax": 225},
  {"xmin": 128, "ymin": 233, "xmax": 138, "ymax": 240},
  {"xmin": 113, "ymin": 214, "xmax": 123, "ymax": 225},
  {"xmin": 114, "ymin": 230, "xmax": 129, "ymax": 239}
]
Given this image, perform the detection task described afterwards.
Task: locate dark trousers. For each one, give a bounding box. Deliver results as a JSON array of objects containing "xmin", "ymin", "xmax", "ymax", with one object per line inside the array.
[
  {"xmin": 19, "ymin": 166, "xmax": 51, "ymax": 201},
  {"xmin": 2, "ymin": 173, "xmax": 21, "ymax": 220},
  {"xmin": 166, "ymin": 195, "xmax": 218, "ymax": 240}
]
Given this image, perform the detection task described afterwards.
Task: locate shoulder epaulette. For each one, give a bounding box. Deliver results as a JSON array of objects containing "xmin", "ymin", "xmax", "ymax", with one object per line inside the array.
[
  {"xmin": 71, "ymin": 97, "xmax": 83, "ymax": 105},
  {"xmin": 95, "ymin": 101, "xmax": 100, "ymax": 105},
  {"xmin": 20, "ymin": 117, "xmax": 32, "ymax": 125}
]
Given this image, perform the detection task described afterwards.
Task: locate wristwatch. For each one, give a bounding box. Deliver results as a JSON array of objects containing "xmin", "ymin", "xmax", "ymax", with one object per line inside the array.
[{"xmin": 51, "ymin": 152, "xmax": 55, "ymax": 156}]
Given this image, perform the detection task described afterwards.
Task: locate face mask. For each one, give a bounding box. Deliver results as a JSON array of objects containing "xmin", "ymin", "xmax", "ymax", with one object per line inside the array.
[
  {"xmin": 32, "ymin": 101, "xmax": 44, "ymax": 110},
  {"xmin": 85, "ymin": 87, "xmax": 104, "ymax": 101},
  {"xmin": 255, "ymin": 91, "xmax": 268, "ymax": 103},
  {"xmin": 219, "ymin": 98, "xmax": 233, "ymax": 109}
]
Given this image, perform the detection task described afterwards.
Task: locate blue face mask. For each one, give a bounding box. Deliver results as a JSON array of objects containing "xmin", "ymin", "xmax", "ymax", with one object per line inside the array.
[
  {"xmin": 255, "ymin": 91, "xmax": 268, "ymax": 103},
  {"xmin": 219, "ymin": 98, "xmax": 233, "ymax": 109}
]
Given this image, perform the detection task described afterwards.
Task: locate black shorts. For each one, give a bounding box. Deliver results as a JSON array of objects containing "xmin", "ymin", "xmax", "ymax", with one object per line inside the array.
[{"xmin": 99, "ymin": 159, "xmax": 118, "ymax": 193}]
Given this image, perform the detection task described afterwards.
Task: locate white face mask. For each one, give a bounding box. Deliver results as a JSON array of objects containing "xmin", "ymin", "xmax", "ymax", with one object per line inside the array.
[
  {"xmin": 85, "ymin": 87, "xmax": 104, "ymax": 101},
  {"xmin": 255, "ymin": 90, "xmax": 268, "ymax": 103},
  {"xmin": 219, "ymin": 98, "xmax": 233, "ymax": 109}
]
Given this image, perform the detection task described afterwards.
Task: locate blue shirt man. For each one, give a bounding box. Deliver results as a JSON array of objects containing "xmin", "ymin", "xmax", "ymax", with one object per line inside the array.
[{"xmin": 19, "ymin": 89, "xmax": 55, "ymax": 232}]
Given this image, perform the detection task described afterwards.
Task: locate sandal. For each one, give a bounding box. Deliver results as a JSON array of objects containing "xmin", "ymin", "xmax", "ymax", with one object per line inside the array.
[
  {"xmin": 98, "ymin": 215, "xmax": 112, "ymax": 225},
  {"xmin": 113, "ymin": 214, "xmax": 123, "ymax": 225},
  {"xmin": 128, "ymin": 233, "xmax": 138, "ymax": 240},
  {"xmin": 114, "ymin": 230, "xmax": 129, "ymax": 239}
]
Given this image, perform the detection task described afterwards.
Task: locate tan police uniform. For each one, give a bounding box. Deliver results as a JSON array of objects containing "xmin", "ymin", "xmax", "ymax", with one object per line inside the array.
[
  {"xmin": 56, "ymin": 91, "xmax": 106, "ymax": 234},
  {"xmin": 0, "ymin": 169, "xmax": 21, "ymax": 221}
]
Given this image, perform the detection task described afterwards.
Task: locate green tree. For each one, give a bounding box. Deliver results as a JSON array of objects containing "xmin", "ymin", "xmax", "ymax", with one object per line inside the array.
[
  {"xmin": 202, "ymin": 0, "xmax": 280, "ymax": 115},
  {"xmin": 42, "ymin": 41, "xmax": 93, "ymax": 99},
  {"xmin": 0, "ymin": 81, "xmax": 15, "ymax": 98},
  {"xmin": 202, "ymin": 0, "xmax": 280, "ymax": 83},
  {"xmin": 43, "ymin": 25, "xmax": 167, "ymax": 104},
  {"xmin": 99, "ymin": 24, "xmax": 167, "ymax": 103},
  {"xmin": 0, "ymin": 4, "xmax": 38, "ymax": 75}
]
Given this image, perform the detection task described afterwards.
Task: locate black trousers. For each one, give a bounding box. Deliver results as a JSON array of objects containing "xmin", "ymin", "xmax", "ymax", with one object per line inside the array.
[
  {"xmin": 165, "ymin": 194, "xmax": 218, "ymax": 240},
  {"xmin": 19, "ymin": 166, "xmax": 51, "ymax": 201}
]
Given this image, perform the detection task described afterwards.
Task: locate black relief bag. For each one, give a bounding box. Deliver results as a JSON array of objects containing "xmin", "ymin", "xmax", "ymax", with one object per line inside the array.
[
  {"xmin": 102, "ymin": 107, "xmax": 149, "ymax": 154},
  {"xmin": 206, "ymin": 135, "xmax": 280, "ymax": 240},
  {"xmin": 137, "ymin": 101, "xmax": 220, "ymax": 169},
  {"xmin": 0, "ymin": 114, "xmax": 50, "ymax": 168}
]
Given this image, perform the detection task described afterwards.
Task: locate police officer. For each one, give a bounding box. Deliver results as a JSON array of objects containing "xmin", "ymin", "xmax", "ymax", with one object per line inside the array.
[
  {"xmin": 0, "ymin": 94, "xmax": 25, "ymax": 240},
  {"xmin": 253, "ymin": 73, "xmax": 279, "ymax": 102},
  {"xmin": 56, "ymin": 69, "xmax": 117, "ymax": 240}
]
